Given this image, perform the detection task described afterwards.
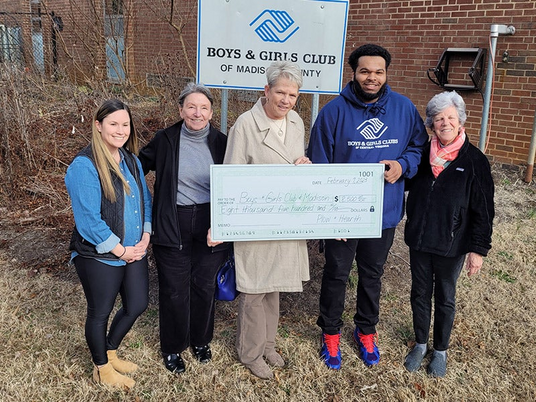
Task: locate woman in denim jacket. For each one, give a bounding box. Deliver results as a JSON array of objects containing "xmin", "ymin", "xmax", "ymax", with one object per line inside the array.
[{"xmin": 65, "ymin": 99, "xmax": 152, "ymax": 389}]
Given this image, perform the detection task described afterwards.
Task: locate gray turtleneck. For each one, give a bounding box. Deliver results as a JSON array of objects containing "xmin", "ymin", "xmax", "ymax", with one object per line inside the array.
[{"xmin": 176, "ymin": 123, "xmax": 213, "ymax": 205}]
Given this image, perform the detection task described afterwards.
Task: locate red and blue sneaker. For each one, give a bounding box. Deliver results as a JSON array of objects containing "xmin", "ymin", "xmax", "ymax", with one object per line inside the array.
[
  {"xmin": 320, "ymin": 332, "xmax": 342, "ymax": 370},
  {"xmin": 353, "ymin": 328, "xmax": 380, "ymax": 366}
]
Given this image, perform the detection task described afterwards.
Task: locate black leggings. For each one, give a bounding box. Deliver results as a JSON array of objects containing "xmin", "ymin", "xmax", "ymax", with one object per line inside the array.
[{"xmin": 74, "ymin": 256, "xmax": 148, "ymax": 365}]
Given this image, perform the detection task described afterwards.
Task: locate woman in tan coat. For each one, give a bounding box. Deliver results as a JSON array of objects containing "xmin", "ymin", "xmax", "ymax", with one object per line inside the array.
[{"xmin": 223, "ymin": 61, "xmax": 311, "ymax": 379}]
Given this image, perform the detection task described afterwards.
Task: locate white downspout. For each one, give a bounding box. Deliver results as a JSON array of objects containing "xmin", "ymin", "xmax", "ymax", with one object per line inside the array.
[
  {"xmin": 478, "ymin": 24, "xmax": 515, "ymax": 152},
  {"xmin": 524, "ymin": 108, "xmax": 536, "ymax": 183}
]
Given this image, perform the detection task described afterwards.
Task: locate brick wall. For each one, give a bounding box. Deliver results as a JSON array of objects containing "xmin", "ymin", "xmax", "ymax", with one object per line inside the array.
[
  {"xmin": 42, "ymin": 0, "xmax": 107, "ymax": 81},
  {"xmin": 343, "ymin": 0, "xmax": 536, "ymax": 167},
  {"xmin": 28, "ymin": 0, "xmax": 198, "ymax": 85},
  {"xmin": 128, "ymin": 0, "xmax": 198, "ymax": 84}
]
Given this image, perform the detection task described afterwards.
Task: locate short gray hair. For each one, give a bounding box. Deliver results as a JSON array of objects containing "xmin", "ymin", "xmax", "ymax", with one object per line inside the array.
[
  {"xmin": 425, "ymin": 90, "xmax": 467, "ymax": 129},
  {"xmin": 178, "ymin": 82, "xmax": 214, "ymax": 107},
  {"xmin": 266, "ymin": 61, "xmax": 303, "ymax": 89}
]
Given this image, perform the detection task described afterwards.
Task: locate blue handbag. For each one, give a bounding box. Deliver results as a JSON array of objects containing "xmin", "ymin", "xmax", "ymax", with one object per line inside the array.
[{"xmin": 215, "ymin": 253, "xmax": 239, "ymax": 301}]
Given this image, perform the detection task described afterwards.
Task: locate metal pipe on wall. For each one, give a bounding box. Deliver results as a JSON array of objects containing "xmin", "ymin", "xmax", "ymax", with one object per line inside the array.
[
  {"xmin": 478, "ymin": 24, "xmax": 515, "ymax": 153},
  {"xmin": 524, "ymin": 107, "xmax": 536, "ymax": 183}
]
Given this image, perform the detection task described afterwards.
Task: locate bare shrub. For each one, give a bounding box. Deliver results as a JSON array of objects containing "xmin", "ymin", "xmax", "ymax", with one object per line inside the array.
[{"xmin": 0, "ymin": 65, "xmax": 166, "ymax": 217}]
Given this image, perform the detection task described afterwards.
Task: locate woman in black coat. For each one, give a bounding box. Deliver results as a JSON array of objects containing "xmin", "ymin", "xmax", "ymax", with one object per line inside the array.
[
  {"xmin": 403, "ymin": 91, "xmax": 494, "ymax": 377},
  {"xmin": 139, "ymin": 83, "xmax": 229, "ymax": 374}
]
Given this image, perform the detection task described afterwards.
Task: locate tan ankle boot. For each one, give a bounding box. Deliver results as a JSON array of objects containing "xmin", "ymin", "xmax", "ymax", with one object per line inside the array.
[
  {"xmin": 264, "ymin": 351, "xmax": 285, "ymax": 367},
  {"xmin": 245, "ymin": 360, "xmax": 274, "ymax": 380},
  {"xmin": 93, "ymin": 362, "xmax": 135, "ymax": 389},
  {"xmin": 107, "ymin": 350, "xmax": 138, "ymax": 373}
]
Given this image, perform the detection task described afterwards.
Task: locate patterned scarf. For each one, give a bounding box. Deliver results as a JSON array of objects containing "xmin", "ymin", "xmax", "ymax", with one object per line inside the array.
[{"xmin": 429, "ymin": 128, "xmax": 466, "ymax": 178}]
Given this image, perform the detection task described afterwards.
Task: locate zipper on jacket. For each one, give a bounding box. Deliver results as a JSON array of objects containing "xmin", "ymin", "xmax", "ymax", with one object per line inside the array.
[
  {"xmin": 174, "ymin": 129, "xmax": 183, "ymax": 251},
  {"xmin": 416, "ymin": 178, "xmax": 435, "ymax": 249}
]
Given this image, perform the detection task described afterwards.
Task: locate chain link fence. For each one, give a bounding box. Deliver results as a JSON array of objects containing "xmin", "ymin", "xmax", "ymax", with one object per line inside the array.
[{"xmin": 0, "ymin": 11, "xmax": 46, "ymax": 74}]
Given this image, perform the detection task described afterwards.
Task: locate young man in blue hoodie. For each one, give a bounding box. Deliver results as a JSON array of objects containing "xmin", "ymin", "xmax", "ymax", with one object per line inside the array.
[{"xmin": 308, "ymin": 44, "xmax": 428, "ymax": 370}]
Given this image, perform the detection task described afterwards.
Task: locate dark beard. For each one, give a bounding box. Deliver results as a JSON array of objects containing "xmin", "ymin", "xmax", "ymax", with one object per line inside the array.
[{"xmin": 352, "ymin": 79, "xmax": 386, "ymax": 102}]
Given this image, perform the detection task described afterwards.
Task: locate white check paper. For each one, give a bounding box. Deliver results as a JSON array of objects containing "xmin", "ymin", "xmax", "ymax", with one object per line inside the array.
[{"xmin": 210, "ymin": 164, "xmax": 384, "ymax": 241}]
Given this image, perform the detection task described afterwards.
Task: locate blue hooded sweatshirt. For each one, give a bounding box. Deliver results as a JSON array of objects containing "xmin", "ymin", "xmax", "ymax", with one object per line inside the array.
[{"xmin": 307, "ymin": 82, "xmax": 428, "ymax": 230}]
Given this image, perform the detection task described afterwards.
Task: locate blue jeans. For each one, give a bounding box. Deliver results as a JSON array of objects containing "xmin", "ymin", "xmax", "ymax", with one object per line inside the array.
[
  {"xmin": 409, "ymin": 249, "xmax": 465, "ymax": 351},
  {"xmin": 317, "ymin": 228, "xmax": 395, "ymax": 335}
]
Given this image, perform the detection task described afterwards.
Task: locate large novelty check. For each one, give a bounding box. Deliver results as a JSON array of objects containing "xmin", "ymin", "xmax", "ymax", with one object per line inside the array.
[{"xmin": 210, "ymin": 164, "xmax": 384, "ymax": 241}]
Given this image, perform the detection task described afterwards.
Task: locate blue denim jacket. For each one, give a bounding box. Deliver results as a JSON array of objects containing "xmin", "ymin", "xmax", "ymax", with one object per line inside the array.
[{"xmin": 65, "ymin": 152, "xmax": 152, "ymax": 266}]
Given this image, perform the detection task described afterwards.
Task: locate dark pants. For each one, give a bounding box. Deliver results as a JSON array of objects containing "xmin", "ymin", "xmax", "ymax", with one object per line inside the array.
[
  {"xmin": 75, "ymin": 256, "xmax": 149, "ymax": 365},
  {"xmin": 153, "ymin": 204, "xmax": 227, "ymax": 355},
  {"xmin": 317, "ymin": 228, "xmax": 395, "ymax": 335},
  {"xmin": 409, "ymin": 249, "xmax": 465, "ymax": 351}
]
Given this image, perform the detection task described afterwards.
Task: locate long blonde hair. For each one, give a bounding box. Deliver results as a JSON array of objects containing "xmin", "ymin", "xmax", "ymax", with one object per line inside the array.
[{"xmin": 91, "ymin": 99, "xmax": 138, "ymax": 202}]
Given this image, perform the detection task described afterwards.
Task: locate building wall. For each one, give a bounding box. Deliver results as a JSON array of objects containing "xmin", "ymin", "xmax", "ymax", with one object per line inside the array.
[
  {"xmin": 344, "ymin": 0, "xmax": 535, "ymax": 167},
  {"xmin": 0, "ymin": 0, "xmax": 534, "ymax": 166},
  {"xmin": 32, "ymin": 0, "xmax": 197, "ymax": 84},
  {"xmin": 41, "ymin": 0, "xmax": 107, "ymax": 81},
  {"xmin": 128, "ymin": 0, "xmax": 198, "ymax": 84}
]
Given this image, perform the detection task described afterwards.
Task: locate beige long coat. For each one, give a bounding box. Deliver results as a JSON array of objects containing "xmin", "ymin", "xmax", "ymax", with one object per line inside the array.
[{"xmin": 223, "ymin": 98, "xmax": 310, "ymax": 294}]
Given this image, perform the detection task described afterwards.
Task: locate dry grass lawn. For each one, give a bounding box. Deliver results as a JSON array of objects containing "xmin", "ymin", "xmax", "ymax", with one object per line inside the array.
[{"xmin": 0, "ymin": 166, "xmax": 535, "ymax": 401}]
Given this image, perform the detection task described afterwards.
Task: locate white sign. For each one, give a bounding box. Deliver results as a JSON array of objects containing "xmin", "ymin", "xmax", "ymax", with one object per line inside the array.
[
  {"xmin": 197, "ymin": 0, "xmax": 349, "ymax": 94},
  {"xmin": 210, "ymin": 164, "xmax": 384, "ymax": 241}
]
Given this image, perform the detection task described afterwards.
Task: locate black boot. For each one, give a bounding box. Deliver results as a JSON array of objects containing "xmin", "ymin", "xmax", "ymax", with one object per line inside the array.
[
  {"xmin": 192, "ymin": 345, "xmax": 212, "ymax": 363},
  {"xmin": 162, "ymin": 353, "xmax": 186, "ymax": 374}
]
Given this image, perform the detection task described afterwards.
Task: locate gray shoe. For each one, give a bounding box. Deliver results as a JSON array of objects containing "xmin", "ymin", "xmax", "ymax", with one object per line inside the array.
[
  {"xmin": 264, "ymin": 351, "xmax": 285, "ymax": 367},
  {"xmin": 245, "ymin": 360, "xmax": 274, "ymax": 380},
  {"xmin": 404, "ymin": 346, "xmax": 426, "ymax": 372},
  {"xmin": 427, "ymin": 351, "xmax": 447, "ymax": 377}
]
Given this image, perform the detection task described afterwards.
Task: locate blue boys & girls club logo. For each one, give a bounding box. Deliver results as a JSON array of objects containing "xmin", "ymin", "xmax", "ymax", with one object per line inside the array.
[
  {"xmin": 250, "ymin": 10, "xmax": 299, "ymax": 43},
  {"xmin": 357, "ymin": 118, "xmax": 388, "ymax": 140}
]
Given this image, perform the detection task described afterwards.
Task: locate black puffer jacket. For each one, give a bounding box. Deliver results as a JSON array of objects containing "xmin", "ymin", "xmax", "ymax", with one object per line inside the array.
[
  {"xmin": 138, "ymin": 121, "xmax": 227, "ymax": 248},
  {"xmin": 404, "ymin": 137, "xmax": 494, "ymax": 257}
]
